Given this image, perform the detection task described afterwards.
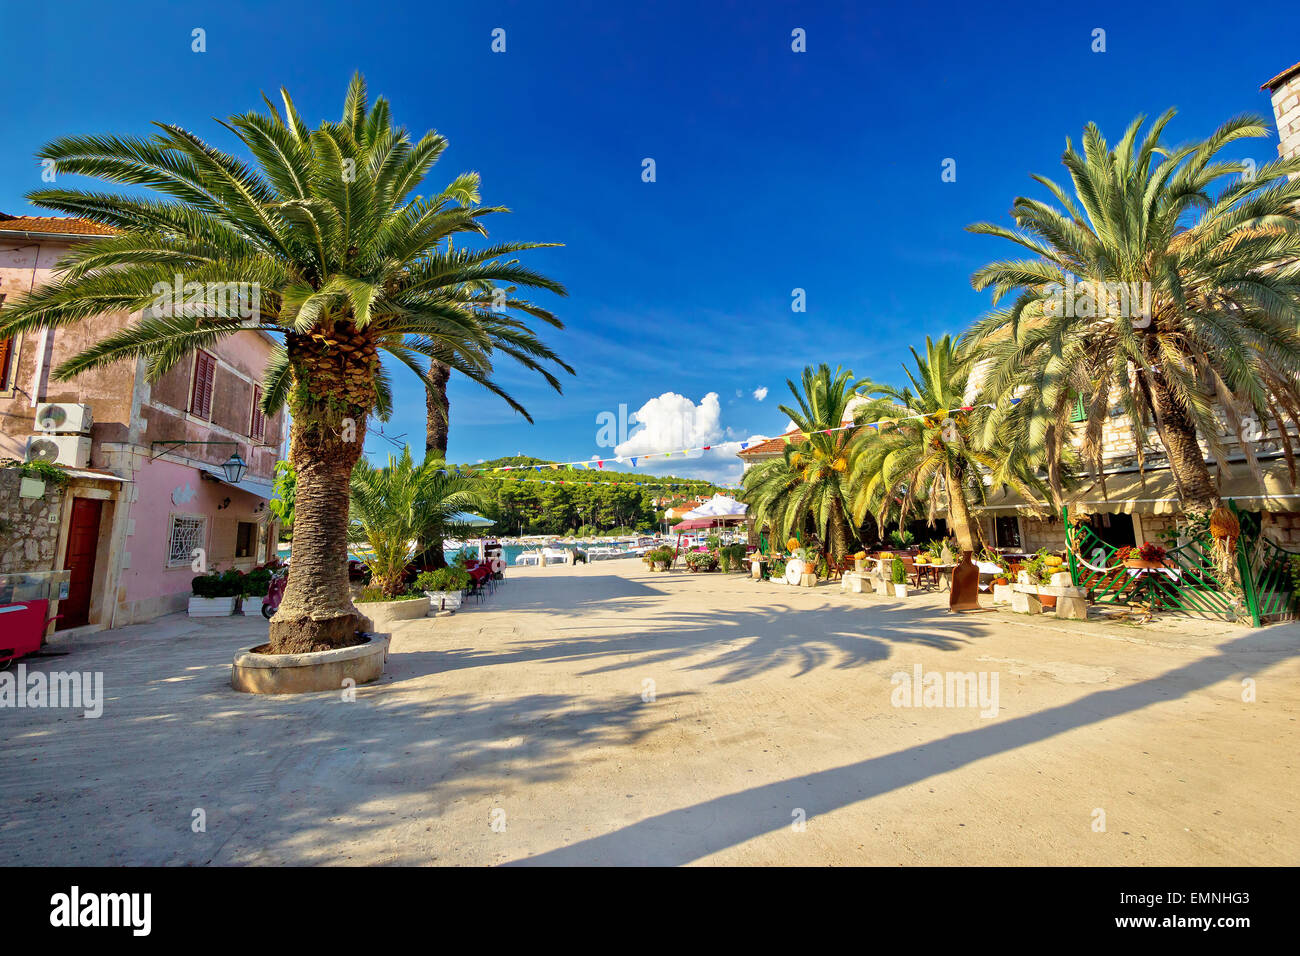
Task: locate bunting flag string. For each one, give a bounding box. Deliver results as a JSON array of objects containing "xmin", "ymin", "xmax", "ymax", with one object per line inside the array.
[
  {"xmin": 466, "ymin": 474, "xmax": 740, "ymax": 490},
  {"xmin": 484, "ymin": 398, "xmax": 1021, "ymax": 472}
]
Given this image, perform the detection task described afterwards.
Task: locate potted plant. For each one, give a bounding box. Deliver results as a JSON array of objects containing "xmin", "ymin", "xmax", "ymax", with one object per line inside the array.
[
  {"xmin": 1020, "ymin": 550, "xmax": 1063, "ymax": 608},
  {"xmin": 686, "ymin": 550, "xmax": 719, "ymax": 572},
  {"xmin": 891, "ymin": 557, "xmax": 908, "ymax": 597},
  {"xmin": 1123, "ymin": 542, "xmax": 1169, "ymax": 569},
  {"xmin": 853, "ymin": 550, "xmax": 867, "ymax": 573},
  {"xmin": 356, "ymin": 586, "xmax": 431, "ymax": 624},
  {"xmin": 189, "ymin": 568, "xmax": 244, "ymax": 617},
  {"xmin": 642, "ymin": 546, "xmax": 675, "ymax": 571},
  {"xmin": 241, "ymin": 567, "xmax": 273, "ymax": 617},
  {"xmin": 417, "ymin": 567, "xmax": 472, "ymax": 611}
]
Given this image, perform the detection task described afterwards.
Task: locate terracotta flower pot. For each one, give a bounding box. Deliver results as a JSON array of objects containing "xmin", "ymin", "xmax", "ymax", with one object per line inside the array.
[{"xmin": 1123, "ymin": 558, "xmax": 1166, "ymax": 570}]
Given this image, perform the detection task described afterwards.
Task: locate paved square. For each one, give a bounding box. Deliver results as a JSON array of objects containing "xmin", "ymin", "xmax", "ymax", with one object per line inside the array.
[{"xmin": 4, "ymin": 563, "xmax": 1297, "ymax": 865}]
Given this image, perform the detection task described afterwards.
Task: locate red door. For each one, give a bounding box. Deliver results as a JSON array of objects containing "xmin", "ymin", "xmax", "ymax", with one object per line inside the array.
[{"xmin": 59, "ymin": 498, "xmax": 103, "ymax": 630}]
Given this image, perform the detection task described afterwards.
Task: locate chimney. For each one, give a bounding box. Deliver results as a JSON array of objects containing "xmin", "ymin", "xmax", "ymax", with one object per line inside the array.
[{"xmin": 1263, "ymin": 62, "xmax": 1300, "ymax": 162}]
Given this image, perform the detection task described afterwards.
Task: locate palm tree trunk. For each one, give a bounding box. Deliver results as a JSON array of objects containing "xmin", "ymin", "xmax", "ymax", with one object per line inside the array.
[
  {"xmin": 1148, "ymin": 375, "xmax": 1220, "ymax": 512},
  {"xmin": 425, "ymin": 360, "xmax": 451, "ymax": 458},
  {"xmin": 268, "ymin": 327, "xmax": 376, "ymax": 654},
  {"xmin": 945, "ymin": 464, "xmax": 980, "ymax": 553},
  {"xmin": 415, "ymin": 359, "xmax": 453, "ymax": 572},
  {"xmin": 828, "ymin": 504, "xmax": 852, "ymax": 563}
]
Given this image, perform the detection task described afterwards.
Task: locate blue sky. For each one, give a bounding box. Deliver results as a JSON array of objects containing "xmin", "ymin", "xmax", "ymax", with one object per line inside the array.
[{"xmin": 2, "ymin": 0, "xmax": 1295, "ymax": 485}]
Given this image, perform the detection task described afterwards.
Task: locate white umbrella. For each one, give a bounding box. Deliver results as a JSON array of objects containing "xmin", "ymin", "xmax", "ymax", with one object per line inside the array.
[{"xmin": 682, "ymin": 494, "xmax": 748, "ymax": 519}]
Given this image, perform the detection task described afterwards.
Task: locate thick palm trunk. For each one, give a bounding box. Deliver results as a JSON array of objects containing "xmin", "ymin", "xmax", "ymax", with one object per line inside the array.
[
  {"xmin": 425, "ymin": 360, "xmax": 451, "ymax": 458},
  {"xmin": 945, "ymin": 465, "xmax": 980, "ymax": 553},
  {"xmin": 828, "ymin": 504, "xmax": 852, "ymax": 563},
  {"xmin": 268, "ymin": 324, "xmax": 376, "ymax": 654},
  {"xmin": 1148, "ymin": 374, "xmax": 1220, "ymax": 512}
]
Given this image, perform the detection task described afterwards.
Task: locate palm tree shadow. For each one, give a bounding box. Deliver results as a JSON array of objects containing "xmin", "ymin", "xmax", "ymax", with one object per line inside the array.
[
  {"xmin": 505, "ymin": 628, "xmax": 1297, "ymax": 865},
  {"xmin": 394, "ymin": 599, "xmax": 985, "ymax": 686}
]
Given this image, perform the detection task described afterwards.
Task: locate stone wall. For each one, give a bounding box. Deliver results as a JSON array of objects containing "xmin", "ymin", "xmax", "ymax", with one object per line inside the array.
[
  {"xmin": 0, "ymin": 467, "xmax": 64, "ymax": 573},
  {"xmin": 1268, "ymin": 65, "xmax": 1300, "ymax": 167}
]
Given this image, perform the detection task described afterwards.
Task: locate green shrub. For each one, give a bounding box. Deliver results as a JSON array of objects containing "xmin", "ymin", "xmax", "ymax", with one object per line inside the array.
[
  {"xmin": 191, "ymin": 568, "xmax": 244, "ymax": 598},
  {"xmin": 1, "ymin": 457, "xmax": 71, "ymax": 487},
  {"xmin": 243, "ymin": 568, "xmax": 272, "ymax": 598},
  {"xmin": 891, "ymin": 557, "xmax": 906, "ymax": 584},
  {"xmin": 416, "ymin": 567, "xmax": 471, "ymax": 592},
  {"xmin": 356, "ymin": 588, "xmax": 425, "ymax": 603},
  {"xmin": 888, "ymin": 529, "xmax": 915, "ymax": 549}
]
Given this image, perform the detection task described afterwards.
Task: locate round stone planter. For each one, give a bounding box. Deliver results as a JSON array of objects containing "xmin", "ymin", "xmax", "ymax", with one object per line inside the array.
[
  {"xmin": 231, "ymin": 633, "xmax": 390, "ymax": 694},
  {"xmin": 357, "ymin": 595, "xmax": 431, "ymax": 628}
]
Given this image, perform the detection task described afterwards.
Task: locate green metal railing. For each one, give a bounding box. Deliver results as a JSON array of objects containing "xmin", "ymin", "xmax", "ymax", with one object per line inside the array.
[
  {"xmin": 1063, "ymin": 503, "xmax": 1300, "ymax": 627},
  {"xmin": 1233, "ymin": 509, "xmax": 1300, "ymax": 627},
  {"xmin": 1063, "ymin": 506, "xmax": 1238, "ymax": 620}
]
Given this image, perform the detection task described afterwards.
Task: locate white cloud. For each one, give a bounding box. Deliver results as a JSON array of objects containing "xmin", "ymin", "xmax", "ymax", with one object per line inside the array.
[
  {"xmin": 753, "ymin": 386, "xmax": 769, "ymax": 402},
  {"xmin": 615, "ymin": 392, "xmax": 724, "ymax": 459}
]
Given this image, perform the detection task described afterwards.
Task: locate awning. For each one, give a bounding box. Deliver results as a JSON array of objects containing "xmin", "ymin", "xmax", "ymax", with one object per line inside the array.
[
  {"xmin": 673, "ymin": 515, "xmax": 746, "ymax": 530},
  {"xmin": 202, "ymin": 468, "xmax": 275, "ymax": 500},
  {"xmin": 64, "ymin": 468, "xmax": 131, "ymax": 483},
  {"xmin": 973, "ymin": 458, "xmax": 1300, "ymax": 516}
]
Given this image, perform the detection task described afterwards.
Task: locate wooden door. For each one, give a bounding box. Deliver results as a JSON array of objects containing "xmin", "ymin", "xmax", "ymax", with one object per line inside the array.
[{"xmin": 59, "ymin": 498, "xmax": 103, "ymax": 630}]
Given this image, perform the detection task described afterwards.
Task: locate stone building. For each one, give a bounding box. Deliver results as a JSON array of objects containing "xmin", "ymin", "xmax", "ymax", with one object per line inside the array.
[
  {"xmin": 0, "ymin": 214, "xmax": 286, "ymax": 633},
  {"xmin": 735, "ymin": 62, "xmax": 1300, "ymax": 554},
  {"xmin": 967, "ymin": 63, "xmax": 1300, "ymax": 553}
]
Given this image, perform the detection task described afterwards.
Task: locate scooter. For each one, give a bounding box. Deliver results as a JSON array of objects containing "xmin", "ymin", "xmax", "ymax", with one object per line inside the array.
[{"xmin": 261, "ymin": 569, "xmax": 287, "ymax": 620}]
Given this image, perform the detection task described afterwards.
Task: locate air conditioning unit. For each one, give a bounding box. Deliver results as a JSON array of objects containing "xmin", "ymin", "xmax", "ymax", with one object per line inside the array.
[
  {"xmin": 34, "ymin": 403, "xmax": 93, "ymax": 434},
  {"xmin": 25, "ymin": 435, "xmax": 91, "ymax": 469}
]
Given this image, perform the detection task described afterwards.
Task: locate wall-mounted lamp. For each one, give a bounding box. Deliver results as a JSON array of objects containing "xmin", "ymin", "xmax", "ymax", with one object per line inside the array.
[{"xmin": 150, "ymin": 440, "xmax": 254, "ymax": 483}]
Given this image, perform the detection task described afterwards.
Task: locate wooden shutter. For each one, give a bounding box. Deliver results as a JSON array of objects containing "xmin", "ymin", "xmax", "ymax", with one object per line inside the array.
[
  {"xmin": 190, "ymin": 351, "xmax": 216, "ymax": 419},
  {"xmin": 0, "ymin": 293, "xmax": 10, "ymax": 389},
  {"xmin": 0, "ymin": 336, "xmax": 12, "ymax": 390},
  {"xmin": 250, "ymin": 386, "xmax": 265, "ymax": 441}
]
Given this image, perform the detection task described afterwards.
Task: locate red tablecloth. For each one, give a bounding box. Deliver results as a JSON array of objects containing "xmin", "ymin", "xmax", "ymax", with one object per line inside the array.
[{"xmin": 465, "ymin": 563, "xmax": 491, "ymax": 583}]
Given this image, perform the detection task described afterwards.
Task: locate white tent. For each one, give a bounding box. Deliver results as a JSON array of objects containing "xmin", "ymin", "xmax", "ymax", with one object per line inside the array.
[
  {"xmin": 447, "ymin": 511, "xmax": 493, "ymax": 527},
  {"xmin": 682, "ymin": 494, "xmax": 748, "ymax": 520}
]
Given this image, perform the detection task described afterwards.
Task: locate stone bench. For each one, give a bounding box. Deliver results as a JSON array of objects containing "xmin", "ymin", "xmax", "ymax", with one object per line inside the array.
[{"xmin": 1011, "ymin": 583, "xmax": 1089, "ymax": 619}]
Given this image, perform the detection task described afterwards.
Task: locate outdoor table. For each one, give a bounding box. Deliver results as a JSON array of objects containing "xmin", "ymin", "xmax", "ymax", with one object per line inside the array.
[
  {"xmin": 1122, "ymin": 564, "xmax": 1182, "ymax": 609},
  {"xmin": 915, "ymin": 563, "xmax": 955, "ymax": 590}
]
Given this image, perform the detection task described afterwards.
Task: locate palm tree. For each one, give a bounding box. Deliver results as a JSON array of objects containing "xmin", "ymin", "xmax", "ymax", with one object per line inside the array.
[
  {"xmin": 349, "ymin": 448, "xmax": 483, "ymax": 596},
  {"xmin": 848, "ymin": 335, "xmax": 1049, "ymax": 553},
  {"xmin": 964, "ymin": 111, "xmax": 1300, "ymax": 514},
  {"xmin": 417, "ymin": 249, "xmax": 575, "ymax": 571},
  {"xmin": 0, "ymin": 74, "xmax": 567, "ymax": 652},
  {"xmin": 741, "ymin": 364, "xmax": 878, "ymax": 562}
]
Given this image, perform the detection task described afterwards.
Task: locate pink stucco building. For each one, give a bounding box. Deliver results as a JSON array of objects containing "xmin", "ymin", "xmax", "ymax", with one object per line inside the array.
[{"xmin": 0, "ymin": 214, "xmax": 286, "ymax": 632}]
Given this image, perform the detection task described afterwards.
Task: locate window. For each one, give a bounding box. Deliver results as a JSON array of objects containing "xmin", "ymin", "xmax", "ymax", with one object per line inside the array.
[
  {"xmin": 168, "ymin": 514, "xmax": 207, "ymax": 567},
  {"xmin": 994, "ymin": 515, "xmax": 1022, "ymax": 549},
  {"xmin": 190, "ymin": 350, "xmax": 217, "ymax": 420},
  {"xmin": 0, "ymin": 293, "xmax": 12, "ymax": 390},
  {"xmin": 235, "ymin": 521, "xmax": 256, "ymax": 559},
  {"xmin": 249, "ymin": 386, "xmax": 265, "ymax": 442}
]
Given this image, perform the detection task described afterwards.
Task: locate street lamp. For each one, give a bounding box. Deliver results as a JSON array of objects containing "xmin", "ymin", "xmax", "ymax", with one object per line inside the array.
[{"xmin": 221, "ymin": 453, "xmax": 248, "ymax": 484}]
